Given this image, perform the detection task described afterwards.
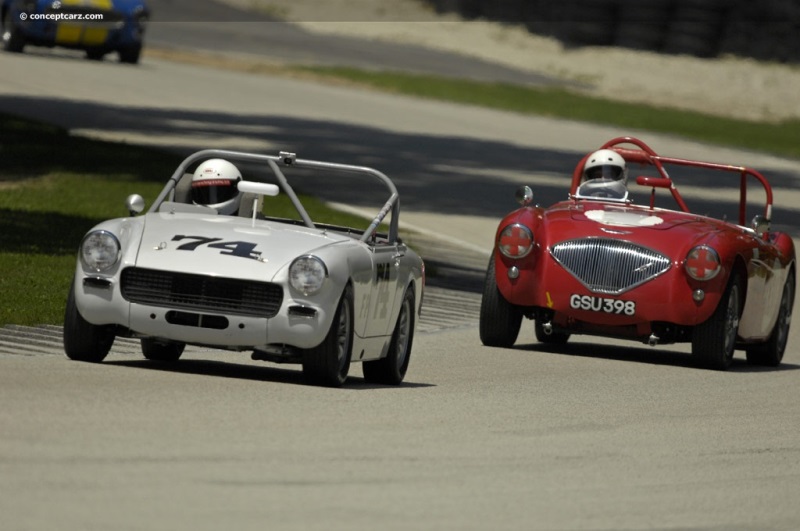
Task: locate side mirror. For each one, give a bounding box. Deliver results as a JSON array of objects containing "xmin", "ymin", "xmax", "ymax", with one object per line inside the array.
[
  {"xmin": 125, "ymin": 194, "xmax": 145, "ymax": 215},
  {"xmin": 515, "ymin": 185, "xmax": 534, "ymax": 206},
  {"xmin": 751, "ymin": 214, "xmax": 770, "ymax": 234}
]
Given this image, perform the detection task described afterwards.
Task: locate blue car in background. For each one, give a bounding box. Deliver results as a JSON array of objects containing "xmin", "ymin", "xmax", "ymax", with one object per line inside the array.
[{"xmin": 1, "ymin": 0, "xmax": 148, "ymax": 64}]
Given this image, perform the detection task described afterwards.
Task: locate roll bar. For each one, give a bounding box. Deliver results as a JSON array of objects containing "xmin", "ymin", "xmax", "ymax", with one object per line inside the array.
[
  {"xmin": 149, "ymin": 149, "xmax": 400, "ymax": 244},
  {"xmin": 569, "ymin": 136, "xmax": 773, "ymax": 226}
]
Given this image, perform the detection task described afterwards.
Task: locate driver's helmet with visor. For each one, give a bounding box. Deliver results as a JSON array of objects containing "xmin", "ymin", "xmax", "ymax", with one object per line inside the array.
[
  {"xmin": 191, "ymin": 159, "xmax": 243, "ymax": 215},
  {"xmin": 576, "ymin": 149, "xmax": 629, "ymax": 201}
]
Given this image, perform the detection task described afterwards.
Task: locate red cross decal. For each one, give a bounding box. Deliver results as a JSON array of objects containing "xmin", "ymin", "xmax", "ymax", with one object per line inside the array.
[
  {"xmin": 686, "ymin": 247, "xmax": 719, "ymax": 278},
  {"xmin": 500, "ymin": 226, "xmax": 531, "ymax": 256}
]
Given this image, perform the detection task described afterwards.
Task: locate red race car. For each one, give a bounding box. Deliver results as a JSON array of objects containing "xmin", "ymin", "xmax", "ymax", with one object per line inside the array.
[{"xmin": 479, "ymin": 136, "xmax": 795, "ymax": 370}]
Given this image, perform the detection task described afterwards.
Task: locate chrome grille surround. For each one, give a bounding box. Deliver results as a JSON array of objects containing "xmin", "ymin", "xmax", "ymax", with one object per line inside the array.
[
  {"xmin": 550, "ymin": 238, "xmax": 671, "ymax": 295},
  {"xmin": 120, "ymin": 267, "xmax": 283, "ymax": 318}
]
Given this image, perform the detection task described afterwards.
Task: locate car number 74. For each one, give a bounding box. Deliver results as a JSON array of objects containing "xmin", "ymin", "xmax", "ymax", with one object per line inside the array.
[
  {"xmin": 569, "ymin": 294, "xmax": 636, "ymax": 316},
  {"xmin": 172, "ymin": 235, "xmax": 261, "ymax": 260}
]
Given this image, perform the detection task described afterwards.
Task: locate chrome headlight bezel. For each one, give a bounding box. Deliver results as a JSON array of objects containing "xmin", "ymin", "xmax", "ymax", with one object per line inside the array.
[
  {"xmin": 289, "ymin": 255, "xmax": 328, "ymax": 295},
  {"xmin": 80, "ymin": 230, "xmax": 121, "ymax": 273},
  {"xmin": 684, "ymin": 245, "xmax": 721, "ymax": 281},
  {"xmin": 497, "ymin": 223, "xmax": 534, "ymax": 259}
]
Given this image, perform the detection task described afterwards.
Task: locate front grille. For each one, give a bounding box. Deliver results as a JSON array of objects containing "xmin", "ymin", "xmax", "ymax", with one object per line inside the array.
[
  {"xmin": 121, "ymin": 267, "xmax": 283, "ymax": 318},
  {"xmin": 550, "ymin": 238, "xmax": 671, "ymax": 295}
]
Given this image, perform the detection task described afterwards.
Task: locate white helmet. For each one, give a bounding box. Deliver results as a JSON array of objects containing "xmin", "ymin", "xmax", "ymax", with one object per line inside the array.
[
  {"xmin": 582, "ymin": 149, "xmax": 628, "ymax": 184},
  {"xmin": 191, "ymin": 159, "xmax": 242, "ymax": 215}
]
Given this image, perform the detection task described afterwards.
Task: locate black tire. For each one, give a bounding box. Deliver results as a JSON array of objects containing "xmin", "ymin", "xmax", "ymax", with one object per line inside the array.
[
  {"xmin": 746, "ymin": 271, "xmax": 794, "ymax": 367},
  {"xmin": 63, "ymin": 283, "xmax": 115, "ymax": 363},
  {"xmin": 692, "ymin": 272, "xmax": 742, "ymax": 370},
  {"xmin": 479, "ymin": 255, "xmax": 522, "ymax": 348},
  {"xmin": 663, "ymin": 2, "xmax": 725, "ymax": 57},
  {"xmin": 614, "ymin": 0, "xmax": 671, "ymax": 51},
  {"xmin": 479, "ymin": 0, "xmax": 522, "ymax": 22},
  {"xmin": 86, "ymin": 49, "xmax": 105, "ymax": 61},
  {"xmin": 458, "ymin": 0, "xmax": 482, "ymax": 19},
  {"xmin": 556, "ymin": 0, "xmax": 617, "ymax": 46},
  {"xmin": 2, "ymin": 14, "xmax": 25, "ymax": 53},
  {"xmin": 535, "ymin": 320, "xmax": 570, "ymax": 345},
  {"xmin": 118, "ymin": 44, "xmax": 141, "ymax": 64},
  {"xmin": 142, "ymin": 338, "xmax": 185, "ymax": 362},
  {"xmin": 363, "ymin": 287, "xmax": 415, "ymax": 385},
  {"xmin": 302, "ymin": 285, "xmax": 354, "ymax": 387}
]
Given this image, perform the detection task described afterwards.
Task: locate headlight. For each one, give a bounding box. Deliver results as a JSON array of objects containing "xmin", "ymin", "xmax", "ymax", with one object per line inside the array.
[
  {"xmin": 498, "ymin": 224, "xmax": 533, "ymax": 258},
  {"xmin": 289, "ymin": 255, "xmax": 328, "ymax": 295},
  {"xmin": 80, "ymin": 230, "xmax": 121, "ymax": 272},
  {"xmin": 685, "ymin": 245, "xmax": 721, "ymax": 281}
]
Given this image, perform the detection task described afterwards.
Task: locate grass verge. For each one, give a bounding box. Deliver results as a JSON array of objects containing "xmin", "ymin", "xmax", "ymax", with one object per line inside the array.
[{"xmin": 0, "ymin": 116, "xmax": 178, "ymax": 326}]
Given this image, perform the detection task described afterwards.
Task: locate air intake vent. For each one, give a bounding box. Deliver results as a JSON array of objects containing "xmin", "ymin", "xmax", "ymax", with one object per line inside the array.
[
  {"xmin": 550, "ymin": 238, "xmax": 671, "ymax": 295},
  {"xmin": 121, "ymin": 267, "xmax": 283, "ymax": 318}
]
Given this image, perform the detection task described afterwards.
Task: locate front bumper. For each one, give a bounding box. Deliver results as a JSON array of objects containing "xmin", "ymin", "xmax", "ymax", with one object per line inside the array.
[{"xmin": 75, "ymin": 275, "xmax": 335, "ymax": 350}]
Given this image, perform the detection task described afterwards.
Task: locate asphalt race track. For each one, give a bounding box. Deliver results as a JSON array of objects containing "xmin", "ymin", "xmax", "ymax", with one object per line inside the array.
[{"xmin": 1, "ymin": 10, "xmax": 800, "ymax": 530}]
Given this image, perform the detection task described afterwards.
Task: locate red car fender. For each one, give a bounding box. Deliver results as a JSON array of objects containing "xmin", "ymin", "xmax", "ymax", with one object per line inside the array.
[
  {"xmin": 493, "ymin": 206, "xmax": 542, "ymax": 302},
  {"xmin": 771, "ymin": 232, "xmax": 796, "ymax": 264}
]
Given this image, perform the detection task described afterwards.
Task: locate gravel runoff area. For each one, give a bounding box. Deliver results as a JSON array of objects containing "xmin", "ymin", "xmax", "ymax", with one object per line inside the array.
[{"xmin": 220, "ymin": 0, "xmax": 800, "ymax": 123}]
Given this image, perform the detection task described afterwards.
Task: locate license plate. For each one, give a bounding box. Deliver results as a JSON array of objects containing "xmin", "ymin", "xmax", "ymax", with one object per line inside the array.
[{"xmin": 569, "ymin": 294, "xmax": 636, "ymax": 316}]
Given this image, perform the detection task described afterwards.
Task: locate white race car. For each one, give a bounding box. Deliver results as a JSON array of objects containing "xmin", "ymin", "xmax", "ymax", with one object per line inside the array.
[{"xmin": 64, "ymin": 149, "xmax": 425, "ymax": 387}]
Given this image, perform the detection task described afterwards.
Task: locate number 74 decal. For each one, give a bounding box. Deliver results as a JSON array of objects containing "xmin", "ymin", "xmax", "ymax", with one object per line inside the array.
[{"xmin": 171, "ymin": 235, "xmax": 262, "ymax": 260}]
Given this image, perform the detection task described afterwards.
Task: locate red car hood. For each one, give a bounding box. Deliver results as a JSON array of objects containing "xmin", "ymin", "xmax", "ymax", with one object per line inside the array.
[{"xmin": 538, "ymin": 201, "xmax": 728, "ymax": 250}]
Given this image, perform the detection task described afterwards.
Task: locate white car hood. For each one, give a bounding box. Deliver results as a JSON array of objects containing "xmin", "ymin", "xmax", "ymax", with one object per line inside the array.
[{"xmin": 134, "ymin": 212, "xmax": 350, "ymax": 280}]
